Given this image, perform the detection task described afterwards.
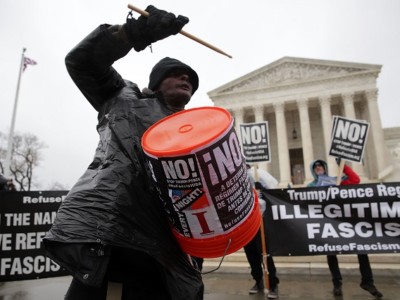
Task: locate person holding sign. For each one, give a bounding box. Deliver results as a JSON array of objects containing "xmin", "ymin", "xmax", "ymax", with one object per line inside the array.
[
  {"xmin": 43, "ymin": 5, "xmax": 203, "ymax": 300},
  {"xmin": 245, "ymin": 163, "xmax": 280, "ymax": 298},
  {"xmin": 308, "ymin": 159, "xmax": 383, "ymax": 298}
]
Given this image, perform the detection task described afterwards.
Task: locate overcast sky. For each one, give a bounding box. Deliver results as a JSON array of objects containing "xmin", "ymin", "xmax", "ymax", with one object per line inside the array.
[{"xmin": 1, "ymin": 0, "xmax": 399, "ymax": 189}]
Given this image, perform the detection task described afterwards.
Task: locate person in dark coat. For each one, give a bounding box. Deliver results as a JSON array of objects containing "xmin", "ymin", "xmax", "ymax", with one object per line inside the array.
[
  {"xmin": 308, "ymin": 159, "xmax": 383, "ymax": 298},
  {"xmin": 43, "ymin": 5, "xmax": 203, "ymax": 300},
  {"xmin": 245, "ymin": 164, "xmax": 280, "ymax": 298}
]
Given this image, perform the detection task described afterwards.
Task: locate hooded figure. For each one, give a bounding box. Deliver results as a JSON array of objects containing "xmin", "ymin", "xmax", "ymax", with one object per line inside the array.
[
  {"xmin": 306, "ymin": 158, "xmax": 382, "ymax": 298},
  {"xmin": 308, "ymin": 159, "xmax": 336, "ymax": 187}
]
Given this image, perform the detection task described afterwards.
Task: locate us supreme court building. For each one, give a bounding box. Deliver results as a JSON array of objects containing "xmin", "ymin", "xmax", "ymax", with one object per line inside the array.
[{"xmin": 208, "ymin": 57, "xmax": 400, "ymax": 187}]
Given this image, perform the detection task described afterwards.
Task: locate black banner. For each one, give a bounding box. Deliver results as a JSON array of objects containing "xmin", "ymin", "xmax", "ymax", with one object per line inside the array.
[
  {"xmin": 0, "ymin": 191, "xmax": 69, "ymax": 282},
  {"xmin": 263, "ymin": 183, "xmax": 400, "ymax": 256}
]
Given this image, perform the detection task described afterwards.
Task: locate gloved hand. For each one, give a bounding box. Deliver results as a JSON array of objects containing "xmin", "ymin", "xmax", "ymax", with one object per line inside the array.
[
  {"xmin": 124, "ymin": 5, "xmax": 189, "ymax": 51},
  {"xmin": 254, "ymin": 181, "xmax": 263, "ymax": 190},
  {"xmin": 335, "ymin": 157, "xmax": 342, "ymax": 166}
]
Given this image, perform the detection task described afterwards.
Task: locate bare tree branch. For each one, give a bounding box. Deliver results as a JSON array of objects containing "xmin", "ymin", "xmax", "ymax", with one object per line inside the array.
[{"xmin": 0, "ymin": 131, "xmax": 46, "ymax": 191}]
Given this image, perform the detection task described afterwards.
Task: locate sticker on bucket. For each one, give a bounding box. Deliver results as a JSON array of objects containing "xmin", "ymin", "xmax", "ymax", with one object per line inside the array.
[{"xmin": 142, "ymin": 107, "xmax": 261, "ymax": 258}]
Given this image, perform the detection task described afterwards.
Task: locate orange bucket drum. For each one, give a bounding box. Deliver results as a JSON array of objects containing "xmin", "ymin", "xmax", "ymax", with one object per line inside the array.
[{"xmin": 142, "ymin": 107, "xmax": 260, "ymax": 258}]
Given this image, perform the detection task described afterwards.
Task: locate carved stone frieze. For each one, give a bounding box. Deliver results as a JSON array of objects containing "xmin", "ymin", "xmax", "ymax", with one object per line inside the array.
[{"xmin": 218, "ymin": 62, "xmax": 370, "ymax": 94}]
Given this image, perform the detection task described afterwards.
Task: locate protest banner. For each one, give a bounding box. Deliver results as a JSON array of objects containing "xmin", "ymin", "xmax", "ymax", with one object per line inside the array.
[
  {"xmin": 263, "ymin": 183, "xmax": 400, "ymax": 256},
  {"xmin": 239, "ymin": 122, "xmax": 270, "ymax": 163},
  {"xmin": 0, "ymin": 191, "xmax": 69, "ymax": 282}
]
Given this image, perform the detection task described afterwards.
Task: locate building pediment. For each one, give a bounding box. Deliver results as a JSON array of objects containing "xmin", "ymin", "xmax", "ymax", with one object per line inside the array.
[{"xmin": 208, "ymin": 57, "xmax": 381, "ymax": 96}]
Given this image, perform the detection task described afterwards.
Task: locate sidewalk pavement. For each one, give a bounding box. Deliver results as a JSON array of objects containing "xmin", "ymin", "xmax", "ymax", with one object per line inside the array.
[
  {"xmin": 203, "ymin": 271, "xmax": 400, "ymax": 300},
  {"xmin": 0, "ymin": 269, "xmax": 399, "ymax": 299}
]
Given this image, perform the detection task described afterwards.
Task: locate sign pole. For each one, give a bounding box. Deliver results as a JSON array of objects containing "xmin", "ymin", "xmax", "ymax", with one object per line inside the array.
[
  {"xmin": 259, "ymin": 207, "xmax": 270, "ymax": 292},
  {"xmin": 253, "ymin": 163, "xmax": 270, "ymax": 292},
  {"xmin": 335, "ymin": 158, "xmax": 345, "ymax": 186}
]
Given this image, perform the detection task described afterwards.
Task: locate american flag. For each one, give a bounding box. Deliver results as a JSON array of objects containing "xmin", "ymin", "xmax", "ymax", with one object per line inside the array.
[{"xmin": 23, "ymin": 56, "xmax": 37, "ymax": 71}]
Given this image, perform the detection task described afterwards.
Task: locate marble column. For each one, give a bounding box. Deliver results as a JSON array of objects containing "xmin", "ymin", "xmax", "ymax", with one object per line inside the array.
[
  {"xmin": 253, "ymin": 104, "xmax": 264, "ymax": 123},
  {"xmin": 253, "ymin": 104, "xmax": 269, "ymax": 172},
  {"xmin": 365, "ymin": 89, "xmax": 389, "ymax": 178},
  {"xmin": 319, "ymin": 96, "xmax": 337, "ymax": 174},
  {"xmin": 231, "ymin": 107, "xmax": 244, "ymax": 142},
  {"xmin": 342, "ymin": 93, "xmax": 365, "ymax": 177},
  {"xmin": 273, "ymin": 102, "xmax": 291, "ymax": 186},
  {"xmin": 297, "ymin": 99, "xmax": 314, "ymax": 182}
]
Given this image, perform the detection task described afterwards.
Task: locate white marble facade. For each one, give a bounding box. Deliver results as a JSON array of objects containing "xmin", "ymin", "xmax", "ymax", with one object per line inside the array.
[{"xmin": 208, "ymin": 57, "xmax": 400, "ymax": 187}]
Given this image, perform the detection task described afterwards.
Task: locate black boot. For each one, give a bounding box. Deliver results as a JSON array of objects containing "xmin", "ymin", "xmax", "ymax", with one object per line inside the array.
[
  {"xmin": 360, "ymin": 283, "xmax": 383, "ymax": 298},
  {"xmin": 248, "ymin": 279, "xmax": 264, "ymax": 294}
]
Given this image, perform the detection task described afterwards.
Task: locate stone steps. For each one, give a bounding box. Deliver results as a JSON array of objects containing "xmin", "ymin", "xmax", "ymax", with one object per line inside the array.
[{"xmin": 202, "ymin": 250, "xmax": 400, "ymax": 274}]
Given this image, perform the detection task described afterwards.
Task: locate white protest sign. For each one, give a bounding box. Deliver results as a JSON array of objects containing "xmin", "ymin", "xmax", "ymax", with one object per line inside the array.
[
  {"xmin": 240, "ymin": 122, "xmax": 270, "ymax": 163},
  {"xmin": 329, "ymin": 116, "xmax": 369, "ymax": 163}
]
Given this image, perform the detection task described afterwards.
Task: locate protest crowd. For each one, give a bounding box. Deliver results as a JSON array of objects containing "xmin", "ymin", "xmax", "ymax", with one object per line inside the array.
[{"xmin": 1, "ymin": 4, "xmax": 399, "ymax": 300}]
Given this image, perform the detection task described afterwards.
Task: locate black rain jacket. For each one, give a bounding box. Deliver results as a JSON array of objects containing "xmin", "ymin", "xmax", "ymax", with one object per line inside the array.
[{"xmin": 43, "ymin": 24, "xmax": 203, "ymax": 299}]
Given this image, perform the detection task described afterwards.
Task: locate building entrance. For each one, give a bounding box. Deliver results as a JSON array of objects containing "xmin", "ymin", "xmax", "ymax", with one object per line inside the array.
[{"xmin": 290, "ymin": 148, "xmax": 305, "ymax": 185}]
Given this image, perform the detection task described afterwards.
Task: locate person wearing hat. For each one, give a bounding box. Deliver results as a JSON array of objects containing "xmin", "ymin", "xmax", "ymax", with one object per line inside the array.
[
  {"xmin": 245, "ymin": 163, "xmax": 280, "ymax": 298},
  {"xmin": 43, "ymin": 5, "xmax": 202, "ymax": 300},
  {"xmin": 308, "ymin": 159, "xmax": 383, "ymax": 298}
]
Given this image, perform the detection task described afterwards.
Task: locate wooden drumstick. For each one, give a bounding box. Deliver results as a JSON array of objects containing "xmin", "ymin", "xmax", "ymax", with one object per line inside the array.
[{"xmin": 127, "ymin": 4, "xmax": 233, "ymax": 59}]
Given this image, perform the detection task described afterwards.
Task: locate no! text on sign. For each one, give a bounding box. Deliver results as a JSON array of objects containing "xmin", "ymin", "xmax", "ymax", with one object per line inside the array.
[{"xmin": 329, "ymin": 116, "xmax": 370, "ymax": 163}]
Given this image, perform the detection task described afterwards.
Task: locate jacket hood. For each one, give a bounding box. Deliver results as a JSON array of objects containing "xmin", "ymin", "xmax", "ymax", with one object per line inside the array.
[{"xmin": 309, "ymin": 159, "xmax": 328, "ymax": 180}]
